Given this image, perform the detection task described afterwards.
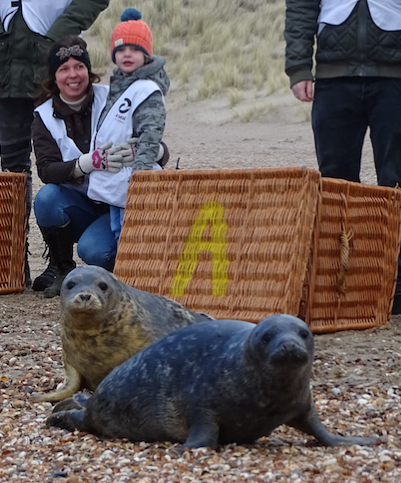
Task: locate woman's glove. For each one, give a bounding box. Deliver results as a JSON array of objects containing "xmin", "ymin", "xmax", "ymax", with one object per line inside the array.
[{"xmin": 77, "ymin": 142, "xmax": 124, "ymax": 174}]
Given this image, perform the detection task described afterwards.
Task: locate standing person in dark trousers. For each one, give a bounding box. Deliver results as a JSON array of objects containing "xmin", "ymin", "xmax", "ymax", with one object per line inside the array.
[
  {"xmin": 0, "ymin": 0, "xmax": 110, "ymax": 289},
  {"xmin": 284, "ymin": 0, "xmax": 401, "ymax": 314}
]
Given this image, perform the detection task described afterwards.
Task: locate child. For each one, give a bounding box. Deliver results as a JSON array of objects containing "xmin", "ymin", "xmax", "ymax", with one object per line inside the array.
[{"xmin": 87, "ymin": 8, "xmax": 170, "ymax": 241}]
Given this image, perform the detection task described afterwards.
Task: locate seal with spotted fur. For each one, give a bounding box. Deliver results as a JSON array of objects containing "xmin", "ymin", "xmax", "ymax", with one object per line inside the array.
[
  {"xmin": 46, "ymin": 314, "xmax": 377, "ymax": 449},
  {"xmin": 35, "ymin": 265, "xmax": 212, "ymax": 402}
]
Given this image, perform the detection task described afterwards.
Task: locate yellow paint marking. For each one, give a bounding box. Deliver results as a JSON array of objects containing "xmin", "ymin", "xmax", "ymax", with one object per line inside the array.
[{"xmin": 170, "ymin": 202, "xmax": 229, "ymax": 297}]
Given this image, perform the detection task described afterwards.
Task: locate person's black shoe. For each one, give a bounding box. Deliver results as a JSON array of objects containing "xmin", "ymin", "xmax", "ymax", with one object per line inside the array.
[
  {"xmin": 43, "ymin": 271, "xmax": 73, "ymax": 299},
  {"xmin": 43, "ymin": 261, "xmax": 76, "ymax": 299},
  {"xmin": 392, "ymin": 294, "xmax": 401, "ymax": 315},
  {"xmin": 32, "ymin": 263, "xmax": 58, "ymax": 291}
]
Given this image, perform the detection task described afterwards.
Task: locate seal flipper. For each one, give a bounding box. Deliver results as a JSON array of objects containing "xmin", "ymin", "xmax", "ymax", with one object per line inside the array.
[
  {"xmin": 180, "ymin": 416, "xmax": 219, "ymax": 451},
  {"xmin": 288, "ymin": 403, "xmax": 378, "ymax": 446},
  {"xmin": 33, "ymin": 362, "xmax": 82, "ymax": 402},
  {"xmin": 52, "ymin": 392, "xmax": 91, "ymax": 414},
  {"xmin": 46, "ymin": 409, "xmax": 91, "ymax": 433}
]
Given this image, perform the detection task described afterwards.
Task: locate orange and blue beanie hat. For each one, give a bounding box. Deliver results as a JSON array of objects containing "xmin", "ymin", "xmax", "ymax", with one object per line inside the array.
[{"xmin": 110, "ymin": 8, "xmax": 153, "ymax": 63}]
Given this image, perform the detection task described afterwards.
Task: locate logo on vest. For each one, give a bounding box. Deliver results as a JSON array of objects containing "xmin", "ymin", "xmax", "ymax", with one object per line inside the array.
[
  {"xmin": 119, "ymin": 98, "xmax": 132, "ymax": 114},
  {"xmin": 115, "ymin": 98, "xmax": 131, "ymax": 123}
]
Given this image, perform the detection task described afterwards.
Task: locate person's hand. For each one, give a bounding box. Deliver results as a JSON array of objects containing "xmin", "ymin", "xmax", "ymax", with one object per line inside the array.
[
  {"xmin": 77, "ymin": 142, "xmax": 124, "ymax": 174},
  {"xmin": 119, "ymin": 137, "xmax": 165, "ymax": 160},
  {"xmin": 111, "ymin": 137, "xmax": 165, "ymax": 164},
  {"xmin": 110, "ymin": 137, "xmax": 139, "ymax": 166},
  {"xmin": 291, "ymin": 80, "xmax": 314, "ymax": 102}
]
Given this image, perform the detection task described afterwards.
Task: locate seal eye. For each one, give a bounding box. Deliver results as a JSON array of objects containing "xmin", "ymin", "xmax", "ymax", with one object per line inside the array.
[
  {"xmin": 66, "ymin": 281, "xmax": 75, "ymax": 290},
  {"xmin": 262, "ymin": 333, "xmax": 272, "ymax": 344},
  {"xmin": 98, "ymin": 282, "xmax": 108, "ymax": 292},
  {"xmin": 299, "ymin": 329, "xmax": 309, "ymax": 340}
]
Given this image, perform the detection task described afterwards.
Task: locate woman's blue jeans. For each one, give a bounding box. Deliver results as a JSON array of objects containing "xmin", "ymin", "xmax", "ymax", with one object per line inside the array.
[{"xmin": 34, "ymin": 184, "xmax": 116, "ymax": 271}]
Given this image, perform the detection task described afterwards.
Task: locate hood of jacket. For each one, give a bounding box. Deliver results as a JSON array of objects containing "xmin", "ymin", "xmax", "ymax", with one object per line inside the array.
[{"xmin": 110, "ymin": 55, "xmax": 170, "ymax": 97}]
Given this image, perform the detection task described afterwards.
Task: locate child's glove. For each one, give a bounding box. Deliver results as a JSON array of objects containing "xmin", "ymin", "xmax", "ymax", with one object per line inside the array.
[
  {"xmin": 117, "ymin": 137, "xmax": 165, "ymax": 162},
  {"xmin": 101, "ymin": 138, "xmax": 165, "ymax": 169},
  {"xmin": 111, "ymin": 137, "xmax": 139, "ymax": 166},
  {"xmin": 77, "ymin": 142, "xmax": 124, "ymax": 174}
]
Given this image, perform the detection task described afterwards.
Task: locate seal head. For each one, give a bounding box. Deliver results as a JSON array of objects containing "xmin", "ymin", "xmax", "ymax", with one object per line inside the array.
[{"xmin": 246, "ymin": 314, "xmax": 313, "ymax": 368}]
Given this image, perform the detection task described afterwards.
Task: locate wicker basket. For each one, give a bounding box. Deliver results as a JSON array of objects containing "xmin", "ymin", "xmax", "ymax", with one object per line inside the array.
[
  {"xmin": 300, "ymin": 178, "xmax": 401, "ymax": 333},
  {"xmin": 115, "ymin": 168, "xmax": 401, "ymax": 333},
  {"xmin": 0, "ymin": 173, "xmax": 27, "ymax": 294},
  {"xmin": 115, "ymin": 167, "xmax": 320, "ymax": 321}
]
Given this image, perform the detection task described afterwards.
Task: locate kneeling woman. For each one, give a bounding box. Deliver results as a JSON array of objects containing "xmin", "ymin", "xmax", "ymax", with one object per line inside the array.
[{"xmin": 32, "ymin": 36, "xmax": 132, "ymax": 298}]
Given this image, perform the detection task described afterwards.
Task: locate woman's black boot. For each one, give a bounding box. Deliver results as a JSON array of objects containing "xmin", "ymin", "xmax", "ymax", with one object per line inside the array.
[{"xmin": 38, "ymin": 223, "xmax": 76, "ymax": 298}]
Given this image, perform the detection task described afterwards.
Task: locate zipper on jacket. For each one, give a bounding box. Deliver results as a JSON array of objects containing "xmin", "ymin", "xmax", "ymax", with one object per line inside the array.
[{"xmin": 357, "ymin": 0, "xmax": 368, "ymax": 76}]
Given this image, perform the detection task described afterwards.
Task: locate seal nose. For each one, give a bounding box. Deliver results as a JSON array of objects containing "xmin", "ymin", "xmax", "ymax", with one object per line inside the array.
[
  {"xmin": 270, "ymin": 338, "xmax": 309, "ymax": 365},
  {"xmin": 80, "ymin": 294, "xmax": 92, "ymax": 302},
  {"xmin": 281, "ymin": 341, "xmax": 297, "ymax": 352}
]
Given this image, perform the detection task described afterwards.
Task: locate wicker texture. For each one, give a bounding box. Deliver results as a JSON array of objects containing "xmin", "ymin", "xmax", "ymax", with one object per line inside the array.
[
  {"xmin": 115, "ymin": 167, "xmax": 320, "ymax": 322},
  {"xmin": 301, "ymin": 178, "xmax": 401, "ymax": 333},
  {"xmin": 0, "ymin": 173, "xmax": 26, "ymax": 294},
  {"xmin": 115, "ymin": 169, "xmax": 401, "ymax": 332}
]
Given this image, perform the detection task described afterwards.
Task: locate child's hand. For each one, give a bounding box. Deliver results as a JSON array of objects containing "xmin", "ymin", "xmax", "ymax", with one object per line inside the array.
[
  {"xmin": 120, "ymin": 137, "xmax": 165, "ymax": 162},
  {"xmin": 126, "ymin": 137, "xmax": 139, "ymax": 147},
  {"xmin": 111, "ymin": 137, "xmax": 139, "ymax": 166}
]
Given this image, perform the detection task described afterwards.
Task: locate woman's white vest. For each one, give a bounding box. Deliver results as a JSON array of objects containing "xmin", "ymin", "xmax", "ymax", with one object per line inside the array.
[
  {"xmin": 87, "ymin": 79, "xmax": 162, "ymax": 209},
  {"xmin": 34, "ymin": 84, "xmax": 109, "ymax": 194},
  {"xmin": 320, "ymin": 0, "xmax": 401, "ymax": 31},
  {"xmin": 1, "ymin": 0, "xmax": 73, "ymax": 34}
]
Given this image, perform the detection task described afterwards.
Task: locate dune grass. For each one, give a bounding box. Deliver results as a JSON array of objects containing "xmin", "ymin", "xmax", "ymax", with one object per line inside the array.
[{"xmin": 87, "ymin": 0, "xmax": 304, "ymax": 120}]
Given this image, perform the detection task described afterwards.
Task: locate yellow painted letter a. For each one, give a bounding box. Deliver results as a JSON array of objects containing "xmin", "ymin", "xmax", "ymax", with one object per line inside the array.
[{"xmin": 170, "ymin": 201, "xmax": 229, "ymax": 297}]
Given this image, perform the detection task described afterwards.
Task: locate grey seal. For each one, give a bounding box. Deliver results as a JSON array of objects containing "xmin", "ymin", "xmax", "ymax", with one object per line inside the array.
[
  {"xmin": 34, "ymin": 265, "xmax": 212, "ymax": 402},
  {"xmin": 46, "ymin": 314, "xmax": 377, "ymax": 449}
]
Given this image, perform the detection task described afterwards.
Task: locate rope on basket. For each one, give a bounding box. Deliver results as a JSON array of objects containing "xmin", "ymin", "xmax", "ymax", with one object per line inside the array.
[{"xmin": 336, "ymin": 226, "xmax": 354, "ymax": 295}]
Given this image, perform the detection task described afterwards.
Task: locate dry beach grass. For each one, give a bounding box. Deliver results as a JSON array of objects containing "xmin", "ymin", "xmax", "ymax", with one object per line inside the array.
[{"xmin": 85, "ymin": 0, "xmax": 312, "ymax": 122}]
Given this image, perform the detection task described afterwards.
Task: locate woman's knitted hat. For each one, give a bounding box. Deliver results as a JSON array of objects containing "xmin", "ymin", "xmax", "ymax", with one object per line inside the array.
[
  {"xmin": 48, "ymin": 39, "xmax": 91, "ymax": 78},
  {"xmin": 110, "ymin": 8, "xmax": 152, "ymax": 63}
]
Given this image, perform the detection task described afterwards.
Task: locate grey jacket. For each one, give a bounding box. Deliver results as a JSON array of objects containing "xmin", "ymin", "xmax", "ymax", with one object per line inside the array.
[
  {"xmin": 284, "ymin": 0, "xmax": 401, "ymax": 87},
  {"xmin": 97, "ymin": 55, "xmax": 170, "ymax": 172}
]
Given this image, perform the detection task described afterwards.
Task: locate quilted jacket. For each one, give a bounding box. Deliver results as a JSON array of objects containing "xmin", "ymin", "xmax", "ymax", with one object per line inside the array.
[
  {"xmin": 284, "ymin": 0, "xmax": 401, "ymax": 87},
  {"xmin": 0, "ymin": 0, "xmax": 109, "ymax": 99}
]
